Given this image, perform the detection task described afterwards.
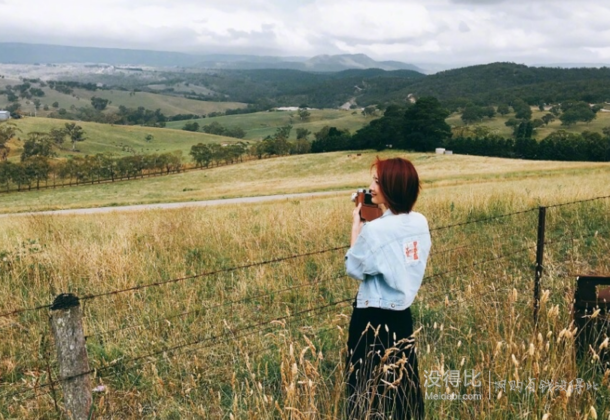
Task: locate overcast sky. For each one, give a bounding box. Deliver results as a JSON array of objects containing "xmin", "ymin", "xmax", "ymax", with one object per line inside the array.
[{"xmin": 1, "ymin": 0, "xmax": 610, "ymax": 67}]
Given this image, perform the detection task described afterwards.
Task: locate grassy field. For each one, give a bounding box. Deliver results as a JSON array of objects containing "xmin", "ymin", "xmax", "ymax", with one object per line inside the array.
[
  {"xmin": 3, "ymin": 109, "xmax": 369, "ymax": 161},
  {"xmin": 165, "ymin": 109, "xmax": 370, "ymax": 140},
  {"xmin": 1, "ymin": 150, "xmax": 610, "ymax": 214},
  {"xmin": 0, "ymin": 80, "xmax": 247, "ymax": 118},
  {"xmin": 0, "ymin": 153, "xmax": 609, "ymax": 418},
  {"xmin": 6, "ymin": 116, "xmax": 240, "ymax": 160},
  {"xmin": 447, "ymin": 107, "xmax": 610, "ymax": 138}
]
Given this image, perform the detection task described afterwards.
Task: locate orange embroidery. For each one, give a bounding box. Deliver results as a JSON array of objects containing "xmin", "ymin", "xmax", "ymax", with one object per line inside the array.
[{"xmin": 405, "ymin": 241, "xmax": 419, "ymax": 261}]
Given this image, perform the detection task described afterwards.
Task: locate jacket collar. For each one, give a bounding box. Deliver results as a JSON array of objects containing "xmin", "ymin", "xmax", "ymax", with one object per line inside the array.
[{"xmin": 380, "ymin": 208, "xmax": 393, "ymax": 219}]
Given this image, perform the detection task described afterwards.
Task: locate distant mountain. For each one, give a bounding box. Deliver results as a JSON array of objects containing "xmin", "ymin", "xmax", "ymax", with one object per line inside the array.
[
  {"xmin": 301, "ymin": 54, "xmax": 423, "ymax": 72},
  {"xmin": 195, "ymin": 53, "xmax": 423, "ymax": 72},
  {"xmin": 378, "ymin": 62, "xmax": 610, "ymax": 109},
  {"xmin": 0, "ymin": 43, "xmax": 201, "ymax": 67},
  {"xmin": 0, "ymin": 42, "xmax": 423, "ymax": 72}
]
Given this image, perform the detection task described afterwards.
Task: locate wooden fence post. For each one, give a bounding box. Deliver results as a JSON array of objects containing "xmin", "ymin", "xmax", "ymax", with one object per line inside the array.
[
  {"xmin": 533, "ymin": 206, "xmax": 547, "ymax": 326},
  {"xmin": 50, "ymin": 293, "xmax": 92, "ymax": 420}
]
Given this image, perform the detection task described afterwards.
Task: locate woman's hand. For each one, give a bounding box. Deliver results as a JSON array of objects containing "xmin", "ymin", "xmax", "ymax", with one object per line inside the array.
[
  {"xmin": 352, "ymin": 203, "xmax": 363, "ymax": 225},
  {"xmin": 351, "ymin": 203, "xmax": 364, "ymax": 247}
]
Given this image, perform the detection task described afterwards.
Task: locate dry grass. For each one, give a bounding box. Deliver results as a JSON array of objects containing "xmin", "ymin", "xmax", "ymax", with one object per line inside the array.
[
  {"xmin": 0, "ymin": 159, "xmax": 609, "ymax": 419},
  {"xmin": 2, "ymin": 151, "xmax": 610, "ymax": 214}
]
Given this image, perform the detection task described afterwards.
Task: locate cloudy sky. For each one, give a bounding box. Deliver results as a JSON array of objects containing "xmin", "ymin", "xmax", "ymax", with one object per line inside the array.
[{"xmin": 1, "ymin": 0, "xmax": 610, "ymax": 67}]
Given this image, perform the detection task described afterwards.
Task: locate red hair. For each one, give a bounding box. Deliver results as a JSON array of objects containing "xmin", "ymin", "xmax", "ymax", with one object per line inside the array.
[{"xmin": 372, "ymin": 157, "xmax": 421, "ymax": 214}]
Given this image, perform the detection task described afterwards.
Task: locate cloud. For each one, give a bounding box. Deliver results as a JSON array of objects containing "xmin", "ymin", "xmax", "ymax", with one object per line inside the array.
[
  {"xmin": 450, "ymin": 0, "xmax": 508, "ymax": 4},
  {"xmin": 0, "ymin": 0, "xmax": 609, "ymax": 66},
  {"xmin": 458, "ymin": 21, "xmax": 470, "ymax": 33}
]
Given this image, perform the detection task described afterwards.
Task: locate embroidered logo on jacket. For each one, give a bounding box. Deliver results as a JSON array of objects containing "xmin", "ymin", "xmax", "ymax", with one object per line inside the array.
[{"xmin": 404, "ymin": 241, "xmax": 419, "ymax": 263}]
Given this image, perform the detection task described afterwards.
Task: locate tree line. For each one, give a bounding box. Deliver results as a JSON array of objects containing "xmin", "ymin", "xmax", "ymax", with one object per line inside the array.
[
  {"xmin": 308, "ymin": 96, "xmax": 610, "ymax": 162},
  {"xmin": 0, "ymin": 151, "xmax": 188, "ymax": 192},
  {"xmin": 2, "ymin": 94, "xmax": 609, "ymax": 194}
]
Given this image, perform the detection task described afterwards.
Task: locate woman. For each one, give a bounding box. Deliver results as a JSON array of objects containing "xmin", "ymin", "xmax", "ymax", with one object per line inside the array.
[{"xmin": 344, "ymin": 157, "xmax": 431, "ymax": 419}]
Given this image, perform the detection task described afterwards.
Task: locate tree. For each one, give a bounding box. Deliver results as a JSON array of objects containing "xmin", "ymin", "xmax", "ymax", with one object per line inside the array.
[
  {"xmin": 559, "ymin": 102, "xmax": 596, "ymax": 126},
  {"xmin": 497, "ymin": 104, "xmax": 510, "ymax": 115},
  {"xmin": 157, "ymin": 151, "xmax": 183, "ymax": 174},
  {"xmin": 541, "ymin": 113, "xmax": 555, "ymax": 126},
  {"xmin": 310, "ymin": 126, "xmax": 351, "ymax": 153},
  {"xmin": 90, "ymin": 96, "xmax": 110, "ymax": 111},
  {"xmin": 190, "ymin": 143, "xmax": 213, "ymax": 167},
  {"xmin": 6, "ymin": 102, "xmax": 21, "ymax": 115},
  {"xmin": 532, "ymin": 119, "xmax": 544, "ymax": 128},
  {"xmin": 46, "ymin": 127, "xmax": 66, "ymax": 146},
  {"xmin": 293, "ymin": 138, "xmax": 311, "ymax": 154},
  {"xmin": 202, "ymin": 121, "xmax": 226, "ymax": 135},
  {"xmin": 549, "ymin": 105, "xmax": 561, "ymax": 116},
  {"xmin": 350, "ymin": 105, "xmax": 406, "ymax": 151},
  {"xmin": 461, "ymin": 106, "xmax": 482, "ymax": 124},
  {"xmin": 9, "ymin": 161, "xmax": 30, "ymax": 191},
  {"xmin": 296, "ymin": 128, "xmax": 311, "ymax": 140},
  {"xmin": 483, "ymin": 106, "xmax": 496, "ymax": 119},
  {"xmin": 182, "ymin": 121, "xmax": 200, "ymax": 132},
  {"xmin": 0, "ymin": 161, "xmax": 13, "ymax": 191},
  {"xmin": 224, "ymin": 126, "xmax": 246, "ymax": 139},
  {"xmin": 298, "ymin": 107, "xmax": 311, "ymax": 121},
  {"xmin": 52, "ymin": 101, "xmax": 59, "ymax": 108},
  {"xmin": 272, "ymin": 125, "xmax": 292, "ymax": 155},
  {"xmin": 512, "ymin": 99, "xmax": 532, "ymax": 120},
  {"xmin": 514, "ymin": 120, "xmax": 534, "ymax": 140},
  {"xmin": 63, "ymin": 123, "xmax": 86, "ymax": 151},
  {"xmin": 514, "ymin": 120, "xmax": 537, "ymax": 159},
  {"xmin": 403, "ymin": 97, "xmax": 451, "ymax": 151},
  {"xmin": 21, "ymin": 132, "xmax": 55, "ymax": 161},
  {"xmin": 96, "ymin": 153, "xmax": 118, "ymax": 181},
  {"xmin": 23, "ymin": 156, "xmax": 51, "ymax": 189},
  {"xmin": 582, "ymin": 131, "xmax": 610, "ymax": 161},
  {"xmin": 145, "ymin": 134, "xmax": 154, "ymax": 142},
  {"xmin": 362, "ymin": 105, "xmax": 377, "ymax": 117},
  {"xmin": 0, "ymin": 122, "xmax": 20, "ymax": 149}
]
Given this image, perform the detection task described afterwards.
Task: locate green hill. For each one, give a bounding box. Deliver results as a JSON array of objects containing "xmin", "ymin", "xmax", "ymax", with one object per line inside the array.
[
  {"xmin": 377, "ymin": 63, "xmax": 610, "ymax": 109},
  {"xmin": 448, "ymin": 107, "xmax": 610, "ymax": 138},
  {"xmin": 147, "ymin": 64, "xmax": 610, "ymax": 110},
  {"xmin": 8, "ymin": 117, "xmax": 241, "ymax": 159},
  {"xmin": 165, "ymin": 109, "xmax": 370, "ymax": 140},
  {"xmin": 0, "ymin": 77, "xmax": 247, "ymax": 118}
]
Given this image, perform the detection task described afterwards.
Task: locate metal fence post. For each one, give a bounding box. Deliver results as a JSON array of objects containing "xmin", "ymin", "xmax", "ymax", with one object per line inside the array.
[
  {"xmin": 50, "ymin": 293, "xmax": 92, "ymax": 420},
  {"xmin": 534, "ymin": 206, "xmax": 547, "ymax": 325}
]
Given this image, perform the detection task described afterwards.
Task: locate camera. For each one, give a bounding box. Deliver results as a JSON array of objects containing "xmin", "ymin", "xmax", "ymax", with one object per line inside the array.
[{"xmin": 351, "ymin": 188, "xmax": 383, "ymax": 222}]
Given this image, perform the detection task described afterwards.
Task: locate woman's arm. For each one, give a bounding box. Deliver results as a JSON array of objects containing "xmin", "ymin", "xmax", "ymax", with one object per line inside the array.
[{"xmin": 351, "ymin": 203, "xmax": 364, "ymax": 247}]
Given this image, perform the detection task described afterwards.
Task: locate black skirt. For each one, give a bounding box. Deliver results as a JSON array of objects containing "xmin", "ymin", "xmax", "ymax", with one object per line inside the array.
[{"xmin": 345, "ymin": 300, "xmax": 424, "ymax": 419}]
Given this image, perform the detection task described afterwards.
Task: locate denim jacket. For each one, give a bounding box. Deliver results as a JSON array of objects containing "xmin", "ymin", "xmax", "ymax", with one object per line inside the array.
[{"xmin": 345, "ymin": 209, "xmax": 431, "ymax": 310}]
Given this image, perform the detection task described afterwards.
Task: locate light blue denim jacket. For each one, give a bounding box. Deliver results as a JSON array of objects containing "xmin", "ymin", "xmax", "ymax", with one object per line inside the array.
[{"xmin": 345, "ymin": 209, "xmax": 431, "ymax": 310}]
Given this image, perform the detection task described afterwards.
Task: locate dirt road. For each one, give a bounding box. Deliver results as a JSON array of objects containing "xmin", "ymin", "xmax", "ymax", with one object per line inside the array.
[{"xmin": 1, "ymin": 190, "xmax": 349, "ymax": 218}]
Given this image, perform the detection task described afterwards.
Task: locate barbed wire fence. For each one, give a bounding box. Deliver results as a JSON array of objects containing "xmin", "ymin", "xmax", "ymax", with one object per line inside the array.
[{"xmin": 0, "ymin": 195, "xmax": 608, "ymax": 417}]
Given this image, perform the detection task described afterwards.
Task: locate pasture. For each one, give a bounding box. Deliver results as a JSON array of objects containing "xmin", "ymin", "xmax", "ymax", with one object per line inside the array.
[
  {"xmin": 164, "ymin": 109, "xmax": 370, "ymax": 140},
  {"xmin": 1, "ymin": 151, "xmax": 610, "ymax": 214},
  {"xmin": 447, "ymin": 107, "xmax": 610, "ymax": 139},
  {"xmin": 0, "ymin": 151, "xmax": 609, "ymax": 419},
  {"xmin": 7, "ymin": 117, "xmax": 239, "ymax": 160},
  {"xmin": 0, "ymin": 78, "xmax": 247, "ymax": 118}
]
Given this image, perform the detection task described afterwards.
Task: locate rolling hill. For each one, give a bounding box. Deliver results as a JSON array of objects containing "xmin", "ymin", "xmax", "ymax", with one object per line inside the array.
[{"xmin": 8, "ymin": 116, "xmax": 241, "ymax": 159}]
